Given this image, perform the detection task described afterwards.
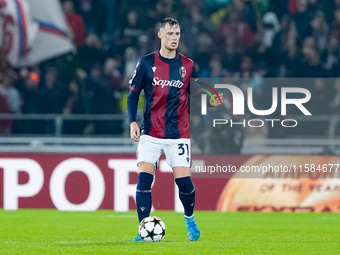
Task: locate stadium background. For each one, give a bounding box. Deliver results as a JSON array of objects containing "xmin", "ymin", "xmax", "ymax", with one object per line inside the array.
[{"xmin": 0, "ymin": 0, "xmax": 340, "ymax": 212}]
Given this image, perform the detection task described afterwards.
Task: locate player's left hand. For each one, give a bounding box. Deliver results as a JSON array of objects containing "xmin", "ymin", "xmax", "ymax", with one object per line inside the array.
[{"xmin": 209, "ymin": 93, "xmax": 223, "ymax": 106}]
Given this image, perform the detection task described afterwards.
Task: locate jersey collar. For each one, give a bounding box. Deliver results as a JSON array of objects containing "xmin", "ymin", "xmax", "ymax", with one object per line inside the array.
[{"xmin": 157, "ymin": 50, "xmax": 179, "ymax": 64}]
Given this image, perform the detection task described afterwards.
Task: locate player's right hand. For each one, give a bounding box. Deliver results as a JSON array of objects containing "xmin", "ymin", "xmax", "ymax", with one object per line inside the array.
[{"xmin": 130, "ymin": 122, "xmax": 140, "ymax": 142}]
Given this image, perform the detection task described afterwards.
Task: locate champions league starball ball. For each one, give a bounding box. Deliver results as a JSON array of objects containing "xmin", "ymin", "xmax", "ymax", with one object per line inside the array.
[{"xmin": 138, "ymin": 216, "xmax": 166, "ymax": 242}]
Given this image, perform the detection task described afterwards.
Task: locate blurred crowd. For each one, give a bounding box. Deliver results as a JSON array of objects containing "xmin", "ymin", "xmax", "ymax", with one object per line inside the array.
[{"xmin": 1, "ymin": 0, "xmax": 340, "ymax": 135}]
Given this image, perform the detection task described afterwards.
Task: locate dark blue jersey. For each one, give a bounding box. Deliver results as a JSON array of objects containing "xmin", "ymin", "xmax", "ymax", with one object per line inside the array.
[{"xmin": 128, "ymin": 51, "xmax": 198, "ymax": 139}]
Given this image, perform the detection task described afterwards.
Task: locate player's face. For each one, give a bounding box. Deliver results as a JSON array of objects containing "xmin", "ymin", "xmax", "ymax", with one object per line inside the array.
[{"xmin": 158, "ymin": 24, "xmax": 181, "ymax": 51}]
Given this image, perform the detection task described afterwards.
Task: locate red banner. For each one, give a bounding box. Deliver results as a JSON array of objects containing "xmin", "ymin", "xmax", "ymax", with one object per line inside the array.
[
  {"xmin": 0, "ymin": 154, "xmax": 235, "ymax": 211},
  {"xmin": 0, "ymin": 154, "xmax": 339, "ymax": 212}
]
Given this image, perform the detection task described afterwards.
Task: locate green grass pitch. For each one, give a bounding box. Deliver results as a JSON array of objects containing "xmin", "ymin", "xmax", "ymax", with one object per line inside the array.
[{"xmin": 1, "ymin": 210, "xmax": 339, "ymax": 254}]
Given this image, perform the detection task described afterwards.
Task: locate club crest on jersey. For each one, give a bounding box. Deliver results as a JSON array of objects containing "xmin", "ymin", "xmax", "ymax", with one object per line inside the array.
[{"xmin": 179, "ymin": 66, "xmax": 186, "ymax": 77}]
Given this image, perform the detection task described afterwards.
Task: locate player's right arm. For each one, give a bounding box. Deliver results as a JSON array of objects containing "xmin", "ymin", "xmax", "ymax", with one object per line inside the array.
[
  {"xmin": 127, "ymin": 59, "xmax": 145, "ymax": 142},
  {"xmin": 129, "ymin": 121, "xmax": 140, "ymax": 142}
]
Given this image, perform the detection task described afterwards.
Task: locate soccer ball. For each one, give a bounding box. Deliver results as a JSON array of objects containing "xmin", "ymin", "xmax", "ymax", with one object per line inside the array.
[{"xmin": 138, "ymin": 216, "xmax": 166, "ymax": 242}]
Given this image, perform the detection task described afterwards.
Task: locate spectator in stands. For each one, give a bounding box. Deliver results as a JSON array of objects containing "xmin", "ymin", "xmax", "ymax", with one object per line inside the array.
[
  {"xmin": 217, "ymin": 11, "xmax": 255, "ymax": 53},
  {"xmin": 234, "ymin": 55, "xmax": 259, "ymax": 79},
  {"xmin": 149, "ymin": 0, "xmax": 178, "ymax": 23},
  {"xmin": 62, "ymin": 0, "xmax": 86, "ymax": 46},
  {"xmin": 101, "ymin": 0, "xmax": 119, "ymax": 35},
  {"xmin": 179, "ymin": 5, "xmax": 214, "ymax": 56},
  {"xmin": 233, "ymin": 56, "xmax": 261, "ymax": 95},
  {"xmin": 199, "ymin": 54, "xmax": 228, "ymax": 78},
  {"xmin": 226, "ymin": 0, "xmax": 257, "ymax": 30},
  {"xmin": 220, "ymin": 33, "xmax": 243, "ymax": 73},
  {"xmin": 62, "ymin": 79, "xmax": 88, "ymax": 134},
  {"xmin": 255, "ymin": 0, "xmax": 271, "ymax": 16},
  {"xmin": 332, "ymin": 8, "xmax": 340, "ymax": 40},
  {"xmin": 322, "ymin": 33, "xmax": 340, "ymax": 77},
  {"xmin": 310, "ymin": 11, "xmax": 329, "ymax": 52},
  {"xmin": 268, "ymin": 14, "xmax": 292, "ymax": 72},
  {"xmin": 72, "ymin": 0, "xmax": 107, "ymax": 36},
  {"xmin": 4, "ymin": 0, "xmax": 340, "ymax": 140},
  {"xmin": 284, "ymin": 24, "xmax": 299, "ymax": 76},
  {"xmin": 78, "ymin": 65, "xmax": 123, "ymax": 135},
  {"xmin": 195, "ymin": 32, "xmax": 214, "ymax": 72},
  {"xmin": 253, "ymin": 12, "xmax": 281, "ymax": 71},
  {"xmin": 136, "ymin": 34, "xmax": 151, "ymax": 57},
  {"xmin": 0, "ymin": 70, "xmax": 13, "ymax": 134},
  {"xmin": 321, "ymin": 0, "xmax": 336, "ymax": 25},
  {"xmin": 261, "ymin": 12, "xmax": 281, "ymax": 49},
  {"xmin": 0, "ymin": 90, "xmax": 11, "ymax": 134},
  {"xmin": 292, "ymin": 0, "xmax": 313, "ymax": 43},
  {"xmin": 307, "ymin": 0, "xmax": 320, "ymax": 16},
  {"xmin": 288, "ymin": 0, "xmax": 299, "ymax": 14},
  {"xmin": 103, "ymin": 58, "xmax": 123, "ymax": 92},
  {"xmin": 121, "ymin": 47, "xmax": 139, "ymax": 90},
  {"xmin": 18, "ymin": 72, "xmax": 46, "ymax": 134},
  {"xmin": 43, "ymin": 67, "xmax": 68, "ymax": 134},
  {"xmin": 294, "ymin": 36, "xmax": 328, "ymax": 77},
  {"xmin": 115, "ymin": 10, "xmax": 145, "ymax": 55},
  {"xmin": 77, "ymin": 34, "xmax": 105, "ymax": 72},
  {"xmin": 0, "ymin": 71, "xmax": 20, "ymax": 114},
  {"xmin": 43, "ymin": 67, "xmax": 67, "ymax": 114},
  {"xmin": 118, "ymin": 0, "xmax": 154, "ymax": 30}
]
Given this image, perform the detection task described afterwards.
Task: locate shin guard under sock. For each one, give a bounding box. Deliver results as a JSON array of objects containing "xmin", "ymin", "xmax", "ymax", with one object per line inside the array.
[{"xmin": 136, "ymin": 172, "xmax": 154, "ymax": 222}]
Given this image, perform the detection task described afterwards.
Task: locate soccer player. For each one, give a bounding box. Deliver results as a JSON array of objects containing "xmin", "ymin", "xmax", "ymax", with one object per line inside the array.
[{"xmin": 127, "ymin": 17, "xmax": 221, "ymax": 242}]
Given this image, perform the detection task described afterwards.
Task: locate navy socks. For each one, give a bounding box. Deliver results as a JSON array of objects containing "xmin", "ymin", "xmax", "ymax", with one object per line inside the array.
[
  {"xmin": 136, "ymin": 174, "xmax": 195, "ymax": 221},
  {"xmin": 175, "ymin": 176, "xmax": 195, "ymax": 217},
  {"xmin": 136, "ymin": 172, "xmax": 154, "ymax": 223}
]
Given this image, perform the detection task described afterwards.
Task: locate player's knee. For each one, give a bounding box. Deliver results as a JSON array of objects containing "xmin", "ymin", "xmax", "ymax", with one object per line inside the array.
[
  {"xmin": 175, "ymin": 176, "xmax": 195, "ymax": 194},
  {"xmin": 173, "ymin": 166, "xmax": 191, "ymax": 178},
  {"xmin": 138, "ymin": 162, "xmax": 156, "ymax": 174}
]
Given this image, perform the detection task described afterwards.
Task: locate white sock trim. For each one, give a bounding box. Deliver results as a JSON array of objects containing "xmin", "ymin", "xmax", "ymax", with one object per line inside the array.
[{"xmin": 185, "ymin": 214, "xmax": 194, "ymax": 219}]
